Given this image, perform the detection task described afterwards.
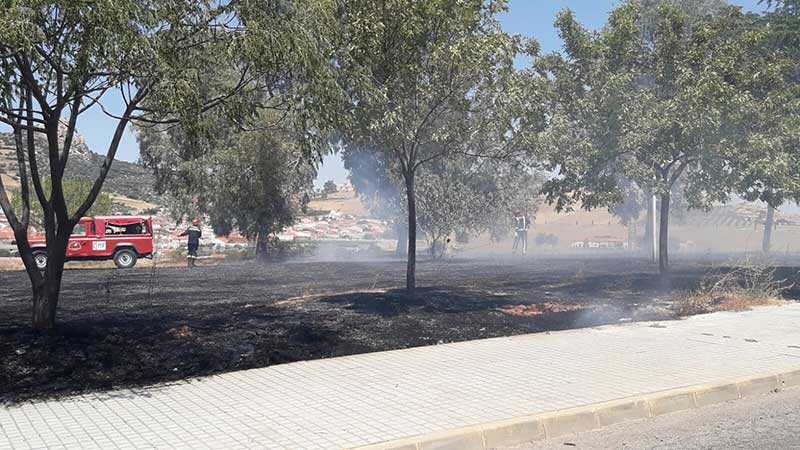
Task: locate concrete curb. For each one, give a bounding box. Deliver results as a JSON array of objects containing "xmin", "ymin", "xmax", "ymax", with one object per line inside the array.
[{"xmin": 351, "ymin": 367, "xmax": 800, "ymax": 450}]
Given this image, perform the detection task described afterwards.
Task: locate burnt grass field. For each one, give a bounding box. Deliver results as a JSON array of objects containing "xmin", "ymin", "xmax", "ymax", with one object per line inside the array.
[{"xmin": 2, "ymin": 255, "xmax": 799, "ymax": 404}]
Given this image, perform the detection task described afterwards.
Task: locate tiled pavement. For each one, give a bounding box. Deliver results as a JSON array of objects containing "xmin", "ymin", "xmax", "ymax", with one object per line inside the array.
[{"xmin": 3, "ymin": 304, "xmax": 800, "ymax": 450}]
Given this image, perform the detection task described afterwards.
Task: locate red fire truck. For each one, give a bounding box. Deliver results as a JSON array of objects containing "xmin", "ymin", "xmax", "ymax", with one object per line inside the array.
[{"xmin": 28, "ymin": 216, "xmax": 154, "ymax": 270}]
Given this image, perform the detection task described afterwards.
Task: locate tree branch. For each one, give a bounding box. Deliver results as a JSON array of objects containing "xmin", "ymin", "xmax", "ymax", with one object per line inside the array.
[
  {"xmin": 0, "ymin": 167, "xmax": 22, "ymax": 231},
  {"xmin": 72, "ymin": 86, "xmax": 149, "ymax": 221},
  {"xmin": 77, "ymin": 87, "xmax": 108, "ymax": 114},
  {"xmin": 12, "ymin": 97, "xmax": 31, "ymax": 228},
  {"xmin": 0, "ymin": 114, "xmax": 48, "ymax": 133},
  {"xmin": 15, "ymin": 54, "xmax": 53, "ymax": 116},
  {"xmin": 0, "ymin": 106, "xmax": 49, "ymax": 126},
  {"xmin": 413, "ymin": 149, "xmax": 450, "ymax": 170},
  {"xmin": 669, "ymin": 157, "xmax": 696, "ymax": 186},
  {"xmin": 25, "ymin": 88, "xmax": 50, "ymax": 211},
  {"xmin": 59, "ymin": 94, "xmax": 82, "ymax": 169}
]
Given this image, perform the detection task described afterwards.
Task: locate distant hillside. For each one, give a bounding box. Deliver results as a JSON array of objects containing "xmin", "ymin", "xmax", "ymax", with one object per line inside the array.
[{"xmin": 0, "ymin": 129, "xmax": 159, "ymax": 204}]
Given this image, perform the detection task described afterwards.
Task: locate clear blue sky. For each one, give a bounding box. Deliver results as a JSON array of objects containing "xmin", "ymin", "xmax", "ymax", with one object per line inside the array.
[{"xmin": 6, "ymin": 0, "xmax": 767, "ymax": 186}]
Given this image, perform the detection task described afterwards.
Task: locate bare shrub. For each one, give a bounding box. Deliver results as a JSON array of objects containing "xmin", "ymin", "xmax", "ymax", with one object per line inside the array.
[
  {"xmin": 673, "ymin": 257, "xmax": 791, "ymax": 317},
  {"xmin": 672, "ymin": 292, "xmax": 714, "ymax": 317}
]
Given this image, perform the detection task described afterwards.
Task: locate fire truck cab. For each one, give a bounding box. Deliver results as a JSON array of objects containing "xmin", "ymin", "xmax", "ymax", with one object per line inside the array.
[{"xmin": 29, "ymin": 216, "xmax": 154, "ymax": 270}]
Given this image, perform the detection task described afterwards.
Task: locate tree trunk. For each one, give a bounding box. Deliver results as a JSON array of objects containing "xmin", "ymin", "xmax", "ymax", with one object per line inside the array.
[
  {"xmin": 762, "ymin": 205, "xmax": 775, "ymax": 254},
  {"xmin": 405, "ymin": 171, "xmax": 417, "ymax": 295},
  {"xmin": 31, "ymin": 279, "xmax": 56, "ymax": 331},
  {"xmin": 395, "ymin": 223, "xmax": 408, "ymax": 257},
  {"xmin": 658, "ymin": 192, "xmax": 670, "ymax": 274},
  {"xmin": 256, "ymin": 232, "xmax": 270, "ymax": 262},
  {"xmin": 31, "ymin": 233, "xmax": 69, "ymax": 331},
  {"xmin": 429, "ymin": 236, "xmax": 444, "ymax": 260},
  {"xmin": 643, "ymin": 193, "xmax": 654, "ymax": 257},
  {"xmin": 1, "ymin": 192, "xmax": 59, "ymax": 331}
]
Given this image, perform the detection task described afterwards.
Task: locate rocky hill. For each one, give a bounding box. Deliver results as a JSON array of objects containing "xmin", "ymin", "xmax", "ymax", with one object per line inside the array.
[{"xmin": 0, "ymin": 128, "xmax": 159, "ymax": 204}]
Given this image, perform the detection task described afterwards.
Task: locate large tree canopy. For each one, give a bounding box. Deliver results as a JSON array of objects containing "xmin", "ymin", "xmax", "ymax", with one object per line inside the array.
[
  {"xmin": 538, "ymin": 1, "xmax": 798, "ymax": 273},
  {"xmin": 607, "ymin": 0, "xmax": 733, "ymax": 254}
]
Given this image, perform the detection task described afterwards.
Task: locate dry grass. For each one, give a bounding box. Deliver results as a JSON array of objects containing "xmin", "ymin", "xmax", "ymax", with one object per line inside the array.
[
  {"xmin": 109, "ymin": 194, "xmax": 158, "ymax": 211},
  {"xmin": 673, "ymin": 257, "xmax": 791, "ymax": 317},
  {"xmin": 0, "ymin": 257, "xmax": 22, "ymax": 271},
  {"xmin": 1, "ymin": 173, "xmax": 20, "ymax": 189},
  {"xmin": 715, "ymin": 293, "xmax": 786, "ymax": 312},
  {"xmin": 500, "ymin": 302, "xmax": 585, "ymax": 316},
  {"xmin": 673, "ymin": 291, "xmax": 786, "ymax": 316},
  {"xmin": 307, "ymin": 190, "xmax": 367, "ymax": 216}
]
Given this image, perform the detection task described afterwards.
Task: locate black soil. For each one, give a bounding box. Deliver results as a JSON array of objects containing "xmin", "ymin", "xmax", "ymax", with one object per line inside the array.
[{"xmin": 2, "ymin": 256, "xmax": 798, "ymax": 404}]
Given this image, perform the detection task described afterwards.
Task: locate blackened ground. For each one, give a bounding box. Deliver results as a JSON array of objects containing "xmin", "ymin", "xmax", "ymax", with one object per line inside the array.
[{"xmin": 1, "ymin": 255, "xmax": 799, "ymax": 404}]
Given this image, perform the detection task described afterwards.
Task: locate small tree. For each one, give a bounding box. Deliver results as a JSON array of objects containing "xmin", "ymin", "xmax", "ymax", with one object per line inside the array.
[
  {"xmin": 601, "ymin": 0, "xmax": 730, "ymax": 256},
  {"xmin": 415, "ymin": 159, "xmax": 481, "ymax": 260},
  {"xmin": 323, "ymin": 180, "xmax": 338, "ymax": 196},
  {"xmin": 210, "ymin": 132, "xmax": 313, "ymax": 260},
  {"xmin": 340, "ymin": 0, "xmax": 541, "ymax": 293},
  {"xmin": 0, "ymin": 0, "xmax": 232, "ymax": 330},
  {"xmin": 140, "ymin": 122, "xmax": 313, "ymax": 261}
]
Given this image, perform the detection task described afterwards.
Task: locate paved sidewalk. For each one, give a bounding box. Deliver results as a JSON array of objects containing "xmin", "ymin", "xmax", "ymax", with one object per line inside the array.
[{"xmin": 3, "ymin": 304, "xmax": 800, "ymax": 450}]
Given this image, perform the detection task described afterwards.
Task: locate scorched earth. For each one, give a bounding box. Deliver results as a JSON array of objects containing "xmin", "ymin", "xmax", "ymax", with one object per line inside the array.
[{"xmin": 2, "ymin": 256, "xmax": 798, "ymax": 404}]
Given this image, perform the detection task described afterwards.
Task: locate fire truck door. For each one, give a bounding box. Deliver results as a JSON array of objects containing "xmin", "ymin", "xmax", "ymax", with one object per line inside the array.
[{"xmin": 66, "ymin": 222, "xmax": 93, "ymax": 258}]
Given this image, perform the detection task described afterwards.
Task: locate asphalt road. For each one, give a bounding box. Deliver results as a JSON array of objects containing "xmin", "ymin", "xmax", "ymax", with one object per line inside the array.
[{"xmin": 506, "ymin": 388, "xmax": 800, "ymax": 450}]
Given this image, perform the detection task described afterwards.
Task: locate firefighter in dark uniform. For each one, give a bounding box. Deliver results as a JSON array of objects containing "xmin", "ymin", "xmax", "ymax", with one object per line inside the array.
[
  {"xmin": 512, "ymin": 208, "xmax": 529, "ymax": 254},
  {"xmin": 179, "ymin": 219, "xmax": 202, "ymax": 267}
]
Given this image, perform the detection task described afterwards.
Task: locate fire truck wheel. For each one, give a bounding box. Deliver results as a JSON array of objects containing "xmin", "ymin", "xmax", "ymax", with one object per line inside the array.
[
  {"xmin": 113, "ymin": 249, "xmax": 138, "ymax": 269},
  {"xmin": 32, "ymin": 251, "xmax": 48, "ymax": 270}
]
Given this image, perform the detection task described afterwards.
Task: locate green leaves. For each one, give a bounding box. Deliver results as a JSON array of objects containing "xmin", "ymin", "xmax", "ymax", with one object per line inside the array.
[
  {"xmin": 762, "ymin": 0, "xmax": 800, "ymax": 46},
  {"xmin": 414, "ymin": 156, "xmax": 543, "ymax": 248},
  {"xmin": 11, "ymin": 177, "xmax": 113, "ymax": 229},
  {"xmin": 339, "ymin": 0, "xmax": 529, "ymax": 170},
  {"xmin": 138, "ymin": 108, "xmax": 314, "ymax": 241},
  {"xmin": 207, "ymin": 128, "xmax": 313, "ymax": 241},
  {"xmin": 539, "ymin": 0, "xmax": 798, "ymax": 213}
]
